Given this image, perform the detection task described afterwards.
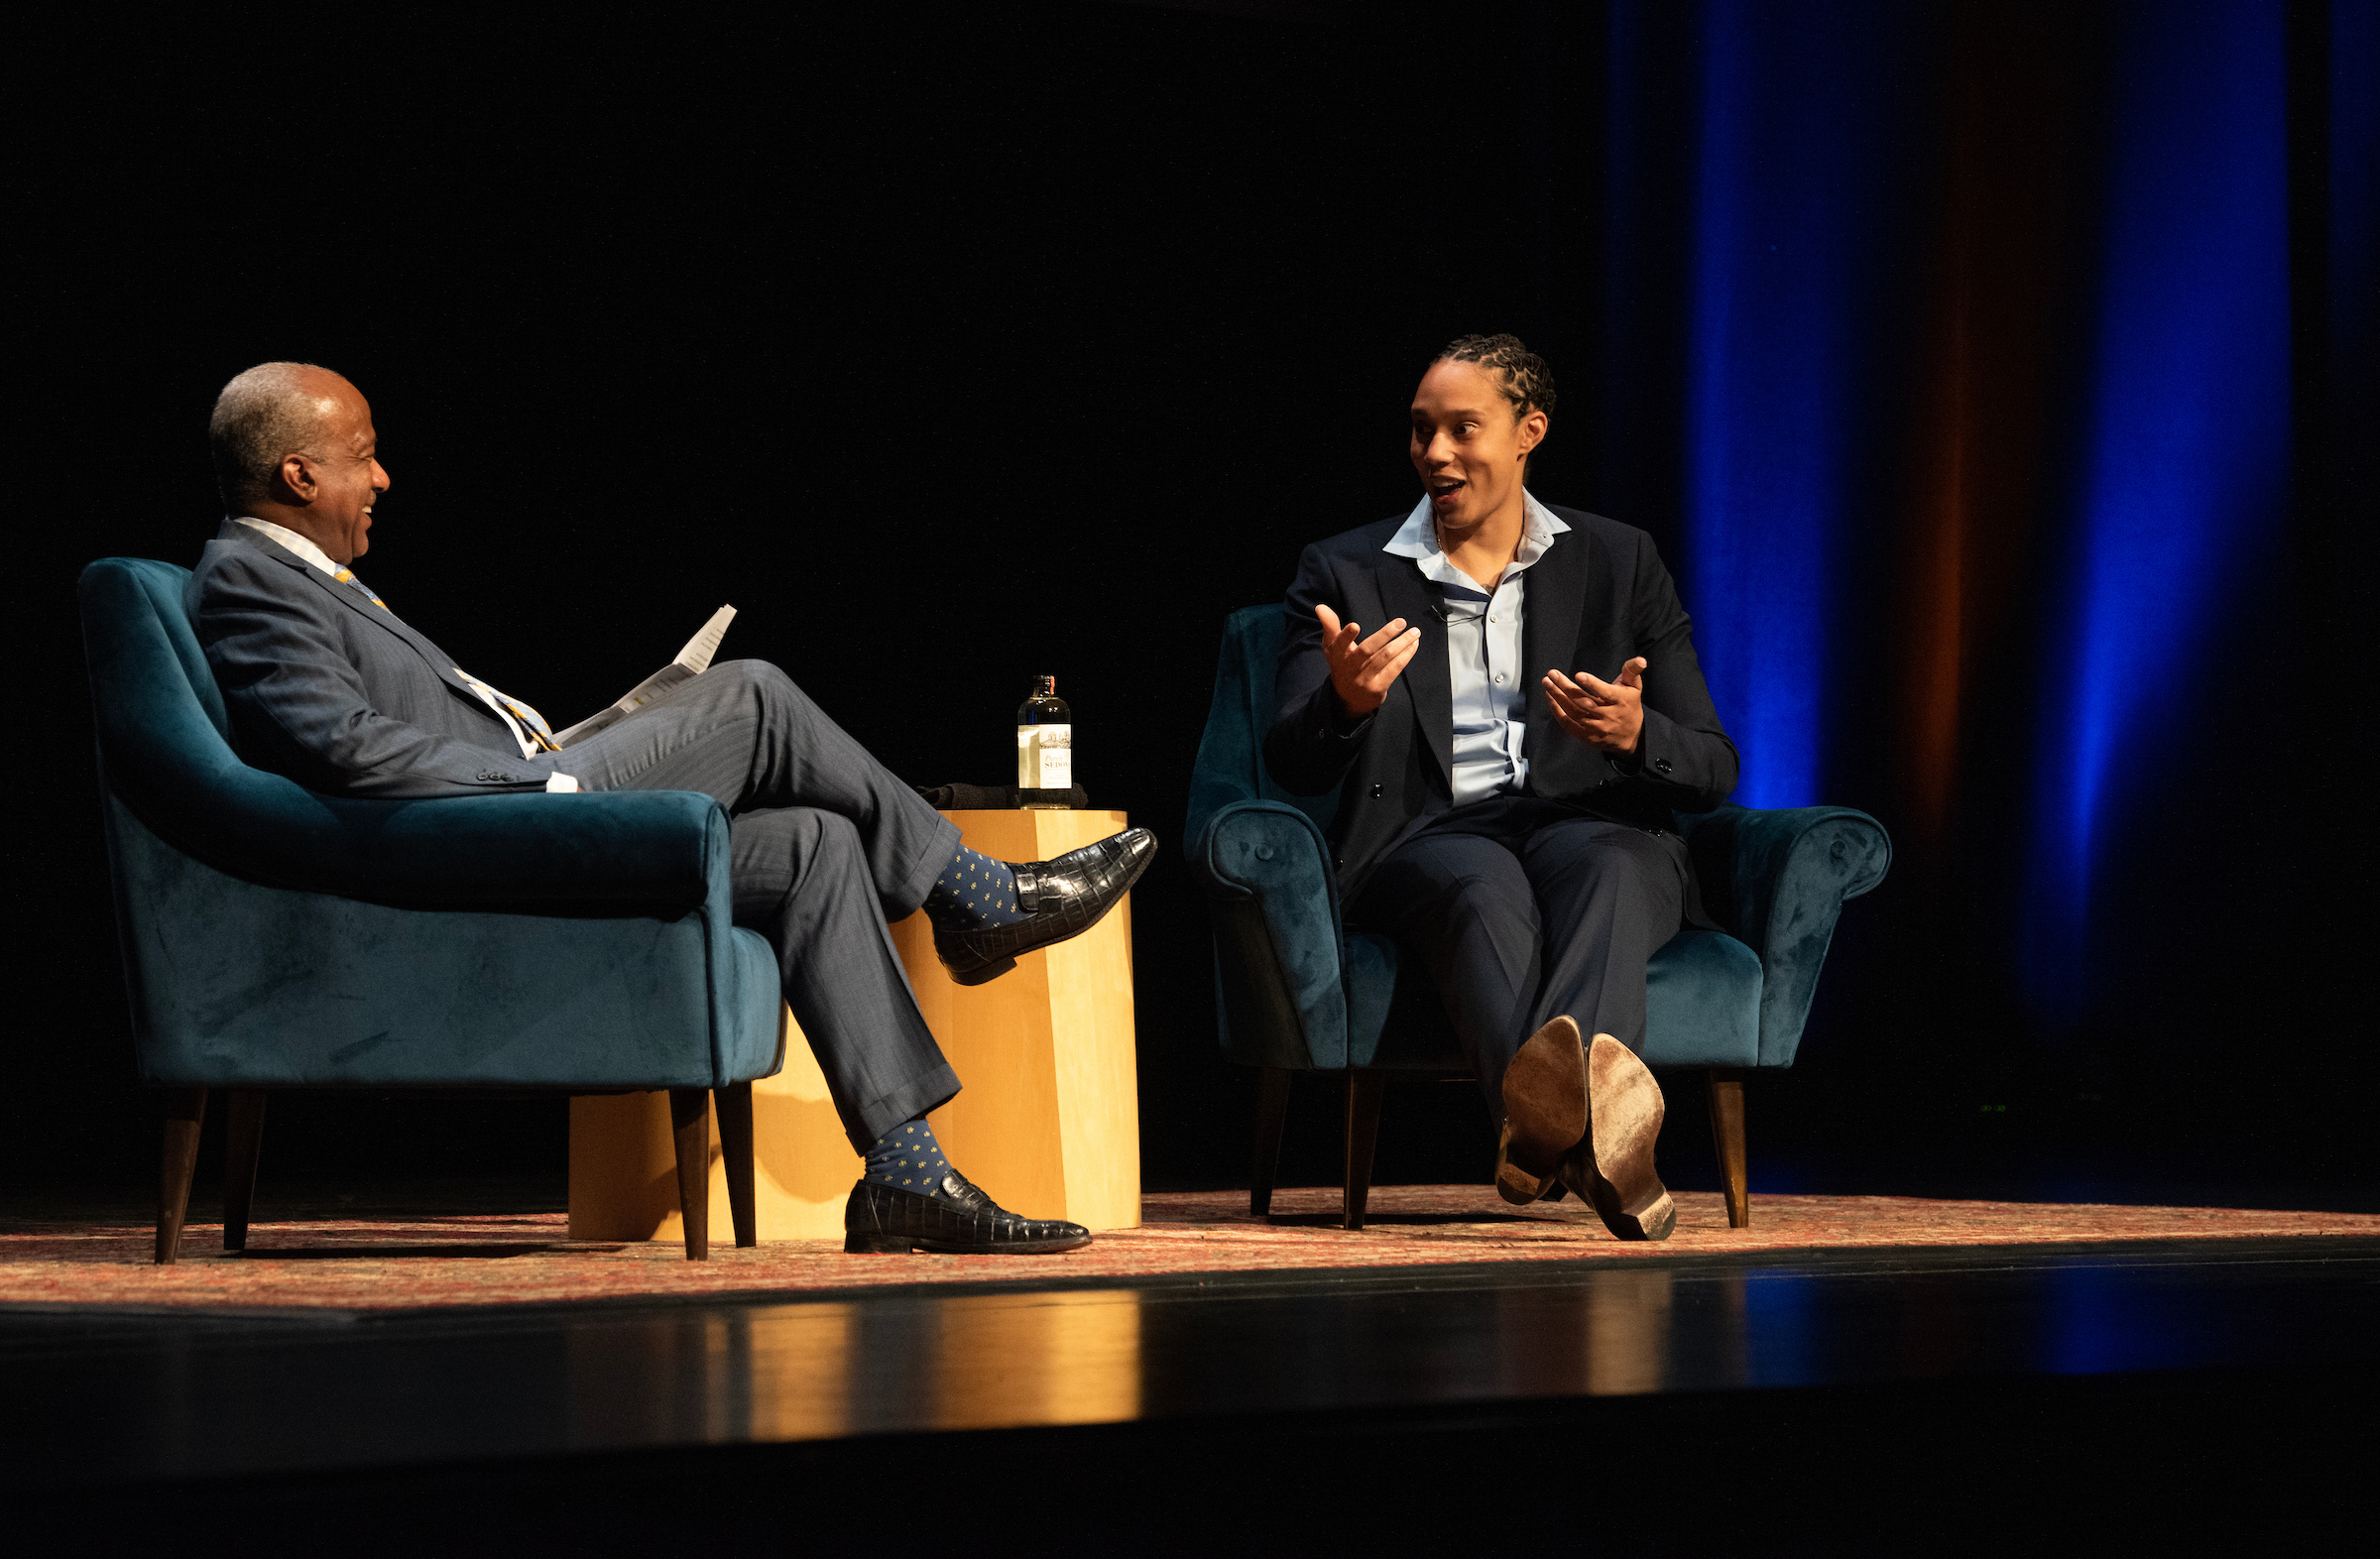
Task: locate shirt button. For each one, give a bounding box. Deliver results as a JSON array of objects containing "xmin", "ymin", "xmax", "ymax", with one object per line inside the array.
[
  {"xmin": 1489, "ymin": 615, "xmax": 1497, "ymax": 623},
  {"xmin": 1493, "ymin": 674, "xmax": 1505, "ymax": 683}
]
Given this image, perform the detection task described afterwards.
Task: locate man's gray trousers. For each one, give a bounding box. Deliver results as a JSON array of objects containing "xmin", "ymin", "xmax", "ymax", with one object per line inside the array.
[{"xmin": 547, "ymin": 660, "xmax": 963, "ymax": 1148}]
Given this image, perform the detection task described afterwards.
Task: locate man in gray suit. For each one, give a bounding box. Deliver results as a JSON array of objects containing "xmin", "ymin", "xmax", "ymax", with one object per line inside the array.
[{"xmin": 188, "ymin": 362, "xmax": 1155, "ymax": 1256}]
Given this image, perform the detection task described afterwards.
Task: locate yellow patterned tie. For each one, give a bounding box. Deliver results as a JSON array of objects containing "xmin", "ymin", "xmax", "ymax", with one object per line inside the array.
[
  {"xmin": 495, "ymin": 692, "xmax": 562, "ymax": 753},
  {"xmin": 330, "ymin": 566, "xmax": 387, "ymax": 610}
]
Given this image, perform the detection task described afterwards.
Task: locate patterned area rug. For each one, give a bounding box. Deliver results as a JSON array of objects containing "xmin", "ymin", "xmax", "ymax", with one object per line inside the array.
[{"xmin": 6, "ymin": 1186, "xmax": 2375, "ymax": 1315}]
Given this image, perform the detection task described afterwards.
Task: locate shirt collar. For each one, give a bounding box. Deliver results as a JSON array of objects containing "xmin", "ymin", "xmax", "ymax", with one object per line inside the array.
[
  {"xmin": 232, "ymin": 516, "xmax": 344, "ymax": 579},
  {"xmin": 1382, "ymin": 491, "xmax": 1568, "ymax": 583}
]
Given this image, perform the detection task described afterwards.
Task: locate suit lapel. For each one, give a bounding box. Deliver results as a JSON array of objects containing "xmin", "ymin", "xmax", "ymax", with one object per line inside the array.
[
  {"xmin": 1373, "ymin": 554, "xmax": 1452, "ymax": 789},
  {"xmin": 1523, "ymin": 523, "xmax": 1590, "ymax": 765},
  {"xmin": 249, "ymin": 539, "xmax": 483, "ymax": 702}
]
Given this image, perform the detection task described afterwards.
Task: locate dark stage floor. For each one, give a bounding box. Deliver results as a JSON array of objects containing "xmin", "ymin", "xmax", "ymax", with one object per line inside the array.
[{"xmin": 7, "ymin": 1232, "xmax": 2373, "ymax": 1553}]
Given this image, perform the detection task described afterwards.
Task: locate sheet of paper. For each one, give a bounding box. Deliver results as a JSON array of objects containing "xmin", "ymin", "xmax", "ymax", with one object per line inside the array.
[
  {"xmin": 673, "ymin": 605, "xmax": 736, "ymax": 673},
  {"xmin": 551, "ymin": 605, "xmax": 736, "ymax": 748}
]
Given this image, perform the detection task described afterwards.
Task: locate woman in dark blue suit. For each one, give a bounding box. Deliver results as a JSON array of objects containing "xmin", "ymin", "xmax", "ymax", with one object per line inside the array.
[{"xmin": 1263, "ymin": 335, "xmax": 1740, "ymax": 1241}]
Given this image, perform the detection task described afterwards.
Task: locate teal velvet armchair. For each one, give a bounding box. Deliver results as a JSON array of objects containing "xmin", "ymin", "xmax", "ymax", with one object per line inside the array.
[
  {"xmin": 79, "ymin": 558, "xmax": 785, "ymax": 1262},
  {"xmin": 1186, "ymin": 606, "xmax": 1890, "ymax": 1229}
]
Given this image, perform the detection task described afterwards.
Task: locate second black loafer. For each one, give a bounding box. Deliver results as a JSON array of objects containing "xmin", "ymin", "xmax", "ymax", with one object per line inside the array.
[{"xmin": 934, "ymin": 826, "xmax": 1157, "ymax": 984}]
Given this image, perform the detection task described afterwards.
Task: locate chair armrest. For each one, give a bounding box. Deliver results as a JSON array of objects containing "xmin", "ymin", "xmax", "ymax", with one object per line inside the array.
[
  {"xmin": 115, "ymin": 767, "xmax": 729, "ymax": 918},
  {"xmin": 1678, "ymin": 804, "xmax": 1891, "ymax": 1066},
  {"xmin": 1187, "ymin": 800, "xmax": 1350, "ymax": 1069}
]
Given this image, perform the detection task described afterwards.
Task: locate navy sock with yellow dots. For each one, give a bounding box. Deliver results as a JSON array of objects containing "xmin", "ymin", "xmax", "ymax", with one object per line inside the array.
[
  {"xmin": 864, "ymin": 1117, "xmax": 954, "ymax": 1195},
  {"xmin": 923, "ymin": 844, "xmax": 1027, "ymax": 930}
]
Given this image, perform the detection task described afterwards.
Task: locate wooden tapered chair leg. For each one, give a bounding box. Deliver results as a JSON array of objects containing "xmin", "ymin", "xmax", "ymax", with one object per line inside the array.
[
  {"xmin": 1343, "ymin": 1070, "xmax": 1386, "ymax": 1231},
  {"xmin": 1250, "ymin": 1067, "xmax": 1293, "ymax": 1217},
  {"xmin": 714, "ymin": 1081, "xmax": 757, "ymax": 1250},
  {"xmin": 1707, "ymin": 1069, "xmax": 1749, "ymax": 1229},
  {"xmin": 156, "ymin": 1086, "xmax": 208, "ymax": 1265},
  {"xmin": 668, "ymin": 1088, "xmax": 711, "ymax": 1260},
  {"xmin": 223, "ymin": 1090, "xmax": 268, "ymax": 1252}
]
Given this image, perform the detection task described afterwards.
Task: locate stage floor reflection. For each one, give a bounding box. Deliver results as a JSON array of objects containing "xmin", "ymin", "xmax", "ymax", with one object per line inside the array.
[{"xmin": 6, "ymin": 1235, "xmax": 2376, "ymax": 1489}]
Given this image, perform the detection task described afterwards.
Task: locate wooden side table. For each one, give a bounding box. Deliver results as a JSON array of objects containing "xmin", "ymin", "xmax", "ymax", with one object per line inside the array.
[{"xmin": 569, "ymin": 808, "xmax": 1141, "ymax": 1241}]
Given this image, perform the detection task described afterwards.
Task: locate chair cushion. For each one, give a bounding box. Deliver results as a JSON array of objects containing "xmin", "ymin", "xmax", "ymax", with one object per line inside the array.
[
  {"xmin": 1343, "ymin": 924, "xmax": 1763, "ymax": 1073},
  {"xmin": 1641, "ymin": 927, "xmax": 1764, "ymax": 1068},
  {"xmin": 105, "ymin": 789, "xmax": 783, "ymax": 1089}
]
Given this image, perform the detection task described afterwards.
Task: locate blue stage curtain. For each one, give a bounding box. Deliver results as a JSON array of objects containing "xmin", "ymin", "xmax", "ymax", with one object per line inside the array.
[
  {"xmin": 2020, "ymin": 0, "xmax": 2293, "ymax": 1015},
  {"xmin": 1597, "ymin": 1, "xmax": 2356, "ymax": 1042},
  {"xmin": 1666, "ymin": 1, "xmax": 1930, "ymax": 811}
]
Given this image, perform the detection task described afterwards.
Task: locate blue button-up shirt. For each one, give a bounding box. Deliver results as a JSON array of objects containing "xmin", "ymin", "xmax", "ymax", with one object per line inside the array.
[{"xmin": 1382, "ymin": 493, "xmax": 1570, "ymax": 806}]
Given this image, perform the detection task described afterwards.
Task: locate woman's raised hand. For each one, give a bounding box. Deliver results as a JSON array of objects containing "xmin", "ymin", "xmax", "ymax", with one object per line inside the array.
[{"xmin": 1315, "ymin": 603, "xmax": 1420, "ymax": 717}]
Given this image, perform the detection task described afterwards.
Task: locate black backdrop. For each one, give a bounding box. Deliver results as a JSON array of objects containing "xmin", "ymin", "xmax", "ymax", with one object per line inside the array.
[{"xmin": 13, "ymin": 2, "xmax": 2371, "ymax": 1206}]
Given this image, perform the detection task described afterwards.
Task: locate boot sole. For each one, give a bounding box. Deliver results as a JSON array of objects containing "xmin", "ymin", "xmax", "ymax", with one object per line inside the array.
[
  {"xmin": 1576, "ymin": 1034, "xmax": 1674, "ymax": 1242},
  {"xmin": 1500, "ymin": 1016, "xmax": 1587, "ymax": 1181},
  {"xmin": 945, "ymin": 954, "xmax": 1015, "ymax": 987}
]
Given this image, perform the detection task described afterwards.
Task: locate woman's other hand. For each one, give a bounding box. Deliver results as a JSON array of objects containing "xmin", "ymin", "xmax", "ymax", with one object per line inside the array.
[{"xmin": 1544, "ymin": 658, "xmax": 1646, "ymax": 755}]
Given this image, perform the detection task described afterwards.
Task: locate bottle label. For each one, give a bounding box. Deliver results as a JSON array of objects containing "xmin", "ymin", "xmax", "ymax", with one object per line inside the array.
[{"xmin": 1017, "ymin": 724, "xmax": 1071, "ymax": 790}]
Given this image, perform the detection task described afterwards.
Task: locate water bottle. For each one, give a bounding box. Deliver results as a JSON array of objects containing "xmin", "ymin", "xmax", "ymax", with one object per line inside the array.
[{"xmin": 1015, "ymin": 675, "xmax": 1071, "ymax": 807}]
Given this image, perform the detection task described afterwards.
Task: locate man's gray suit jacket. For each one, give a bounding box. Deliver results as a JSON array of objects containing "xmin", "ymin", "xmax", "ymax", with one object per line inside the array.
[{"xmin": 185, "ymin": 522, "xmax": 554, "ymax": 797}]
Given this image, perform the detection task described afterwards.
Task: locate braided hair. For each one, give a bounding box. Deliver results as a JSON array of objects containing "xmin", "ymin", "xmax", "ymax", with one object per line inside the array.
[{"xmin": 1433, "ymin": 333, "xmax": 1556, "ymax": 420}]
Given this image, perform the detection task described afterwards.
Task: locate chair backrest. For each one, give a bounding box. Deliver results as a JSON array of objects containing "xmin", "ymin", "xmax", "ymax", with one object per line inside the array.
[
  {"xmin": 83, "ymin": 556, "xmax": 229, "ymax": 738},
  {"xmin": 78, "ymin": 556, "xmax": 365, "ymax": 887},
  {"xmin": 1186, "ymin": 604, "xmax": 1341, "ymax": 848},
  {"xmin": 79, "ymin": 556, "xmax": 257, "ymax": 812}
]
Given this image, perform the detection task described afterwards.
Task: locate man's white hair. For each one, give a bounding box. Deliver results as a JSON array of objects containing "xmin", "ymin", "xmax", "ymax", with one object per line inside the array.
[{"xmin": 208, "ymin": 362, "xmax": 342, "ymax": 510}]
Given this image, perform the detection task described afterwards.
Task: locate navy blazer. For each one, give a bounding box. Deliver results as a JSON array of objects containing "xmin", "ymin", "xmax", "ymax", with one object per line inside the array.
[
  {"xmin": 185, "ymin": 522, "xmax": 553, "ymax": 797},
  {"xmin": 1263, "ymin": 503, "xmax": 1739, "ymax": 903}
]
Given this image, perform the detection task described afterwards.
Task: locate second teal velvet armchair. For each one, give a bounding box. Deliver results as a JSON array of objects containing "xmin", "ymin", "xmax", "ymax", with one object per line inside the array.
[{"xmin": 1186, "ymin": 606, "xmax": 1890, "ymax": 1230}]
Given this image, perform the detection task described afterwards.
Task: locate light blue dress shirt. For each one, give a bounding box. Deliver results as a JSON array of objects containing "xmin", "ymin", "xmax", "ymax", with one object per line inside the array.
[{"xmin": 1381, "ymin": 493, "xmax": 1570, "ymax": 806}]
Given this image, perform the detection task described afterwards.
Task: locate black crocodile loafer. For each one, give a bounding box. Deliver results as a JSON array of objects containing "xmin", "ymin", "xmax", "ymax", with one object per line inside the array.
[
  {"xmin": 844, "ymin": 1170, "xmax": 1094, "ymax": 1255},
  {"xmin": 933, "ymin": 826, "xmax": 1157, "ymax": 985}
]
